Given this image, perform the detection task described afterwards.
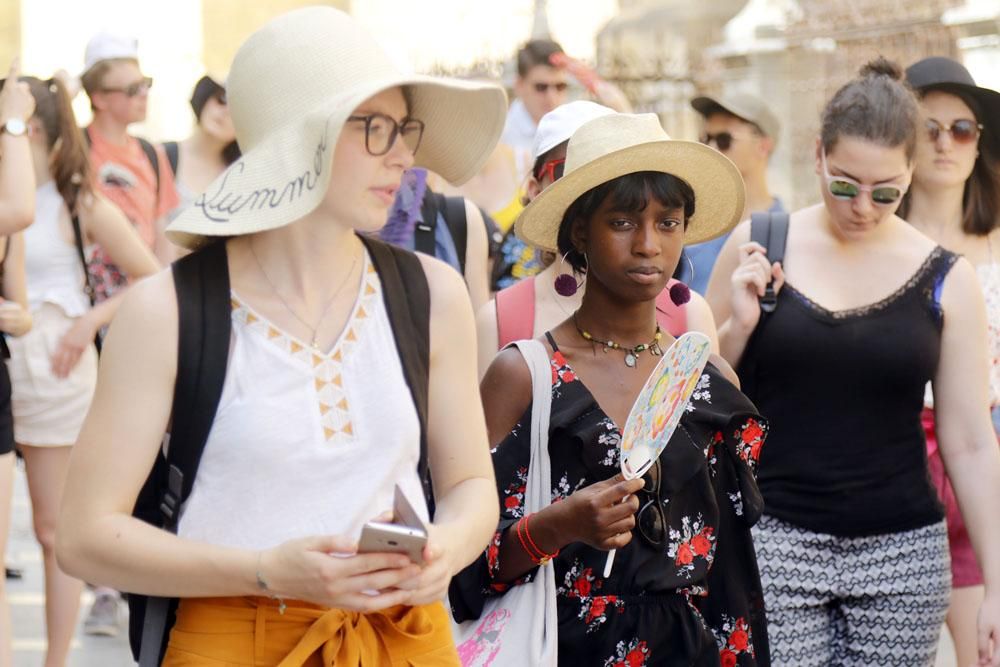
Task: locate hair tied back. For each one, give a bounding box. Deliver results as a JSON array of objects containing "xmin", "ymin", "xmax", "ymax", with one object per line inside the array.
[{"xmin": 859, "ymin": 56, "xmax": 904, "ymax": 82}]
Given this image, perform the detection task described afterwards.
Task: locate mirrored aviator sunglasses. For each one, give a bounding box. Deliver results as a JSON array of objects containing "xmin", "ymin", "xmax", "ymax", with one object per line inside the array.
[
  {"xmin": 821, "ymin": 150, "xmax": 906, "ymax": 206},
  {"xmin": 827, "ymin": 178, "xmax": 904, "ymax": 206}
]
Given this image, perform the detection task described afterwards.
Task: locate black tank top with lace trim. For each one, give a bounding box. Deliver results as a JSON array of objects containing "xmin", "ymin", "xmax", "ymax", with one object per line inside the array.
[{"xmin": 739, "ymin": 246, "xmax": 958, "ymax": 537}]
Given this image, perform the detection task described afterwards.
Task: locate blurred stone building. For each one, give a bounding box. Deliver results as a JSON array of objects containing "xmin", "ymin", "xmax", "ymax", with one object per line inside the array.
[{"xmin": 597, "ymin": 0, "xmax": 1000, "ymax": 210}]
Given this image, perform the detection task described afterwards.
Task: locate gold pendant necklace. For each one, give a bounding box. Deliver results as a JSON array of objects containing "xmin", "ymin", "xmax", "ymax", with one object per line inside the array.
[{"xmin": 250, "ymin": 238, "xmax": 360, "ymax": 351}]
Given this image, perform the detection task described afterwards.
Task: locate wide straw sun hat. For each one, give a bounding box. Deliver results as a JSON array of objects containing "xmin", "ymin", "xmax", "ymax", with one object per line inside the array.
[
  {"xmin": 166, "ymin": 7, "xmax": 507, "ymax": 250},
  {"xmin": 516, "ymin": 113, "xmax": 746, "ymax": 252}
]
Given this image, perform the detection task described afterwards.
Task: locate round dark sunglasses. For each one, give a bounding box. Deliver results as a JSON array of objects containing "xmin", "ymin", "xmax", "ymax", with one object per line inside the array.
[
  {"xmin": 700, "ymin": 131, "xmax": 735, "ymax": 152},
  {"xmin": 924, "ymin": 118, "xmax": 982, "ymax": 145}
]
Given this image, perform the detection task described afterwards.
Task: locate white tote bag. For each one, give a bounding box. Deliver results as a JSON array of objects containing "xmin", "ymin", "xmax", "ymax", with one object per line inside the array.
[{"xmin": 452, "ymin": 339, "xmax": 558, "ymax": 666}]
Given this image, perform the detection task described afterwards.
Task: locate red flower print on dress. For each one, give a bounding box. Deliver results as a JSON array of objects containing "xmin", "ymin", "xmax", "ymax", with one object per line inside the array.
[
  {"xmin": 559, "ymin": 561, "xmax": 624, "ymax": 633},
  {"xmin": 711, "ymin": 615, "xmax": 755, "ymax": 663},
  {"xmin": 550, "ymin": 352, "xmax": 577, "ymax": 387},
  {"xmin": 734, "ymin": 418, "xmax": 767, "ymax": 473},
  {"xmin": 667, "ymin": 515, "xmax": 716, "ymax": 578},
  {"xmin": 603, "ymin": 638, "xmax": 650, "ymax": 667},
  {"xmin": 691, "ymin": 529, "xmax": 714, "ymax": 557},
  {"xmin": 582, "ymin": 595, "xmax": 625, "ymax": 632}
]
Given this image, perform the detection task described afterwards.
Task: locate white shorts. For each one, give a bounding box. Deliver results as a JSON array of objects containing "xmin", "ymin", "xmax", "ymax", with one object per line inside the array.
[{"xmin": 6, "ymin": 303, "xmax": 98, "ymax": 446}]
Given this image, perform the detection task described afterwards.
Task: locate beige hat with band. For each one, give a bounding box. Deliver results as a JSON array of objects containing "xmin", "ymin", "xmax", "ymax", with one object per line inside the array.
[
  {"xmin": 516, "ymin": 113, "xmax": 745, "ymax": 253},
  {"xmin": 167, "ymin": 7, "xmax": 507, "ymax": 250}
]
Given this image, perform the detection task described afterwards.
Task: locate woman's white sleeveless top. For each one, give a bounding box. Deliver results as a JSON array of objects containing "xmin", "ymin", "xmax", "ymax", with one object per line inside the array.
[
  {"xmin": 24, "ymin": 181, "xmax": 90, "ymax": 317},
  {"xmin": 177, "ymin": 252, "xmax": 427, "ymax": 550}
]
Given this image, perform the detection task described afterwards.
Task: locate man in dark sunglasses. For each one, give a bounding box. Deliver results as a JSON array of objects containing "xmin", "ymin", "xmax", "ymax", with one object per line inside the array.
[
  {"xmin": 79, "ymin": 31, "xmax": 178, "ymax": 272},
  {"xmin": 678, "ymin": 92, "xmax": 785, "ymax": 295},
  {"xmin": 502, "ymin": 39, "xmax": 569, "ymax": 155}
]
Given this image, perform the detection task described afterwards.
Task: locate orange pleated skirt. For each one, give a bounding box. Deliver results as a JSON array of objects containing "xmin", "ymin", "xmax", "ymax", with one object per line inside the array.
[{"xmin": 161, "ymin": 596, "xmax": 460, "ymax": 666}]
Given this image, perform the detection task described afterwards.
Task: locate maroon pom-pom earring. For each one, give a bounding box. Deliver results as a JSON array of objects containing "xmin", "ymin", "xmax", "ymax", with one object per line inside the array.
[
  {"xmin": 669, "ymin": 281, "xmax": 691, "ymax": 306},
  {"xmin": 554, "ymin": 252, "xmax": 586, "ymax": 297}
]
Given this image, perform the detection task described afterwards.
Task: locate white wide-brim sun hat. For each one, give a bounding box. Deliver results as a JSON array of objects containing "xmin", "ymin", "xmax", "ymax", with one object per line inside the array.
[
  {"xmin": 516, "ymin": 113, "xmax": 745, "ymax": 253},
  {"xmin": 167, "ymin": 7, "xmax": 508, "ymax": 250}
]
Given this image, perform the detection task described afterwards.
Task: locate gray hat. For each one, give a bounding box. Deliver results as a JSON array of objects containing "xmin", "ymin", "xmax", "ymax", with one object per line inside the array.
[{"xmin": 691, "ymin": 91, "xmax": 781, "ymax": 143}]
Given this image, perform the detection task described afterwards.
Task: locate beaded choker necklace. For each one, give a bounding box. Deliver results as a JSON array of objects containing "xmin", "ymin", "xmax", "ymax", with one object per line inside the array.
[{"xmin": 574, "ymin": 313, "xmax": 663, "ymax": 368}]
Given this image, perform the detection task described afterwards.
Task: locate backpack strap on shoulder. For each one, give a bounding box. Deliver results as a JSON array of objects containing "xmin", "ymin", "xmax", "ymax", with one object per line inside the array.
[
  {"xmin": 137, "ymin": 137, "xmax": 162, "ymax": 196},
  {"xmin": 136, "ymin": 241, "xmax": 232, "ymax": 667},
  {"xmin": 495, "ymin": 277, "xmax": 536, "ymax": 348},
  {"xmin": 163, "ymin": 141, "xmax": 180, "ymax": 177},
  {"xmin": 750, "ymin": 212, "xmax": 789, "ymax": 314},
  {"xmin": 359, "ymin": 236, "xmax": 434, "ymax": 512},
  {"xmin": 415, "ymin": 190, "xmax": 439, "ymax": 259},
  {"xmin": 439, "ymin": 194, "xmax": 468, "ymax": 275},
  {"xmin": 160, "ymin": 240, "xmax": 232, "ymax": 527}
]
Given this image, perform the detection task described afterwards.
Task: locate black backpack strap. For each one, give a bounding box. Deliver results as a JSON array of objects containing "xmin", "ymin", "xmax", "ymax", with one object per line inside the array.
[
  {"xmin": 750, "ymin": 212, "xmax": 789, "ymax": 314},
  {"xmin": 359, "ymin": 236, "xmax": 434, "ymax": 513},
  {"xmin": 439, "ymin": 194, "xmax": 468, "ymax": 276},
  {"xmin": 70, "ymin": 214, "xmax": 102, "ymax": 352},
  {"xmin": 415, "ymin": 190, "xmax": 439, "ymax": 259},
  {"xmin": 135, "ymin": 241, "xmax": 232, "ymax": 667},
  {"xmin": 163, "ymin": 141, "xmax": 180, "ymax": 177},
  {"xmin": 160, "ymin": 240, "xmax": 232, "ymax": 527},
  {"xmin": 137, "ymin": 138, "xmax": 162, "ymax": 196}
]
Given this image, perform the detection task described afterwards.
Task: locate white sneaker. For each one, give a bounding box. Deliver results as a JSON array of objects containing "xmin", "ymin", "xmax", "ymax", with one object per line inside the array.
[{"xmin": 83, "ymin": 591, "xmax": 121, "ymax": 637}]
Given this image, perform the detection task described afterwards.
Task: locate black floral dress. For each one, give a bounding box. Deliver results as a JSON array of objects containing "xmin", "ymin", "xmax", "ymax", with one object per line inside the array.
[{"xmin": 450, "ymin": 336, "xmax": 770, "ymax": 667}]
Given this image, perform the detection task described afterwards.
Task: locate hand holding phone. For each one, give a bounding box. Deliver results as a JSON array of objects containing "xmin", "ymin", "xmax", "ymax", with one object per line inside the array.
[{"xmin": 358, "ymin": 485, "xmax": 428, "ymax": 564}]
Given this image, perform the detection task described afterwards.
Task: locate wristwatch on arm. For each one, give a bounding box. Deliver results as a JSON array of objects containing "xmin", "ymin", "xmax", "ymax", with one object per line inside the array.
[{"xmin": 0, "ymin": 117, "xmax": 27, "ymax": 137}]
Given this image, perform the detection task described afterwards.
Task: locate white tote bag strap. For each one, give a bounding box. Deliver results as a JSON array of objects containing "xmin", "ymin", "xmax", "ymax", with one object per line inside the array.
[
  {"xmin": 514, "ymin": 339, "xmax": 553, "ymax": 513},
  {"xmin": 509, "ymin": 338, "xmax": 558, "ymax": 665}
]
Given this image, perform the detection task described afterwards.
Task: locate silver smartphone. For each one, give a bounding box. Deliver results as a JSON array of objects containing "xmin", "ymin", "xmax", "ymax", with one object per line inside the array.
[{"xmin": 358, "ymin": 485, "xmax": 428, "ymax": 564}]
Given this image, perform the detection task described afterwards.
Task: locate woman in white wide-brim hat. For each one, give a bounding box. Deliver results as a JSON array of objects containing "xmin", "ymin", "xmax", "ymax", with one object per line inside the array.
[
  {"xmin": 451, "ymin": 112, "xmax": 772, "ymax": 666},
  {"xmin": 57, "ymin": 7, "xmax": 506, "ymax": 665}
]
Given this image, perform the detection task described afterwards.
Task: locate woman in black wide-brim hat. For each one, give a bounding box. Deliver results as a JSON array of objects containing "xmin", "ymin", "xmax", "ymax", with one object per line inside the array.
[{"xmin": 899, "ymin": 55, "xmax": 1000, "ymax": 667}]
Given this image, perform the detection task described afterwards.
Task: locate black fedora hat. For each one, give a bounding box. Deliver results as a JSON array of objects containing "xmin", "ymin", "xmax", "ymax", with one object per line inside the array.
[{"xmin": 906, "ymin": 56, "xmax": 1000, "ymax": 155}]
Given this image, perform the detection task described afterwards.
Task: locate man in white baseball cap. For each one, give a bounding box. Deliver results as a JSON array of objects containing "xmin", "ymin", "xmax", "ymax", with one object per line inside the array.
[{"xmin": 80, "ymin": 30, "xmax": 178, "ymax": 267}]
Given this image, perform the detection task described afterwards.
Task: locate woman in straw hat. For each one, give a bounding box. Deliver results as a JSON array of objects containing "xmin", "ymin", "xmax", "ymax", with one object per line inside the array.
[
  {"xmin": 899, "ymin": 56, "xmax": 1000, "ymax": 667},
  {"xmin": 451, "ymin": 112, "xmax": 771, "ymax": 666},
  {"xmin": 56, "ymin": 7, "xmax": 506, "ymax": 665},
  {"xmin": 706, "ymin": 58, "xmax": 1000, "ymax": 666}
]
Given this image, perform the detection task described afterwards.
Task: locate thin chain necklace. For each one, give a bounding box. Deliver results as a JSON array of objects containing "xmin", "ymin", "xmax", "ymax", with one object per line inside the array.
[
  {"xmin": 249, "ymin": 238, "xmax": 360, "ymax": 351},
  {"xmin": 573, "ymin": 313, "xmax": 663, "ymax": 368}
]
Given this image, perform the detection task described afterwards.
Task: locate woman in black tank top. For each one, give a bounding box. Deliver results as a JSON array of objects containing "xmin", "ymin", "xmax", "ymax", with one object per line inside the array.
[{"xmin": 705, "ymin": 58, "xmax": 1000, "ymax": 667}]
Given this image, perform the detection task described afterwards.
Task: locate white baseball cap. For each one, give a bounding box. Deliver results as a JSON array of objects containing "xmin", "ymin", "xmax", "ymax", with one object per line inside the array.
[
  {"xmin": 531, "ymin": 100, "xmax": 615, "ymax": 160},
  {"xmin": 83, "ymin": 31, "xmax": 139, "ymax": 74}
]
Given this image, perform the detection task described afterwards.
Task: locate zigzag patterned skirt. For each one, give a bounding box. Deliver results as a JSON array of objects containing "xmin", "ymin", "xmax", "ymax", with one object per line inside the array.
[{"xmin": 753, "ymin": 515, "xmax": 950, "ymax": 667}]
